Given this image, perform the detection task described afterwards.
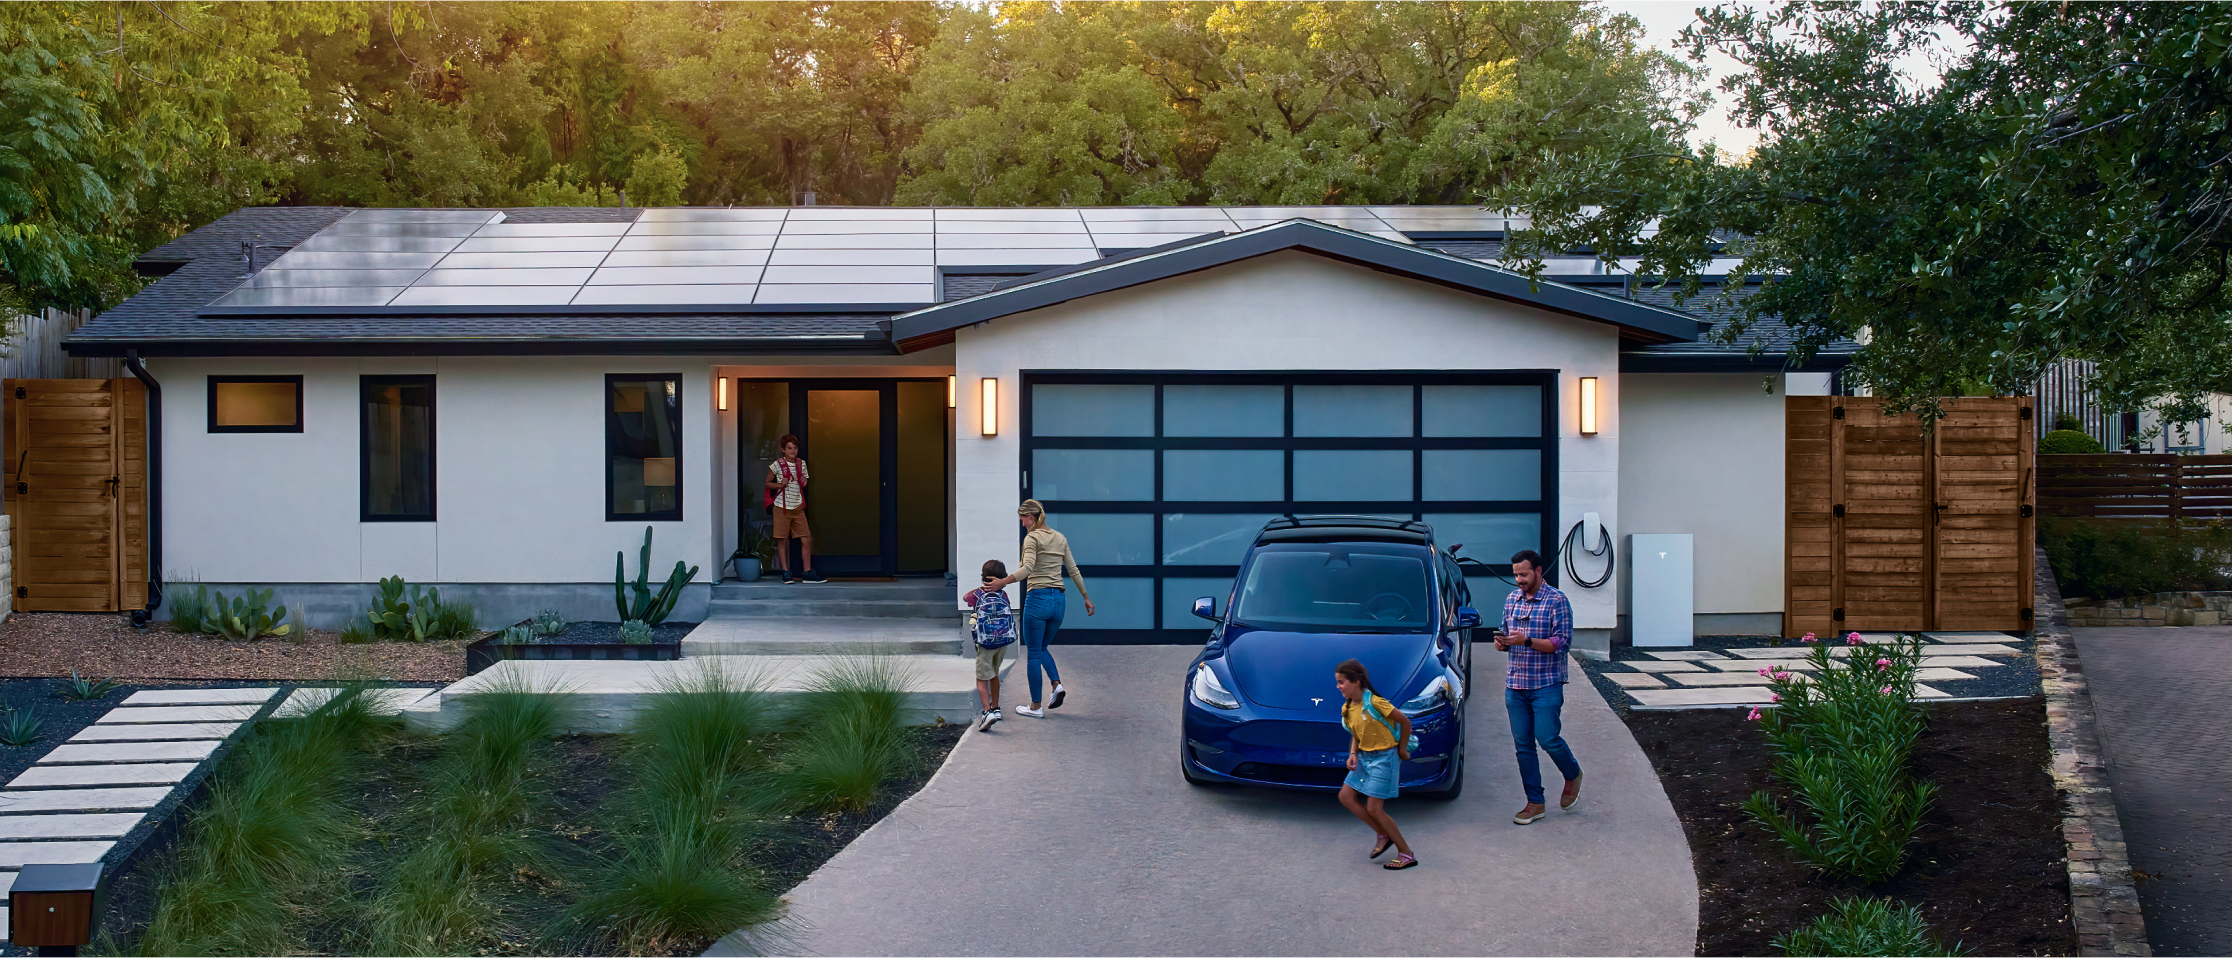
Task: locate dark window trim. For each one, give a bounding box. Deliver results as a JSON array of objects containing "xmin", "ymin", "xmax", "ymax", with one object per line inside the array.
[
  {"xmin": 207, "ymin": 375, "xmax": 304, "ymax": 433},
  {"xmin": 606, "ymin": 373, "xmax": 685, "ymax": 523},
  {"xmin": 1020, "ymin": 370, "xmax": 1559, "ymax": 643},
  {"xmin": 360, "ymin": 374, "xmax": 436, "ymax": 522}
]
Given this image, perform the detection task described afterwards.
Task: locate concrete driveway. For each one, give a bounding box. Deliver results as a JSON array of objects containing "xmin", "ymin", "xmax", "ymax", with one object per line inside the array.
[{"xmin": 716, "ymin": 646, "xmax": 1696, "ymax": 957}]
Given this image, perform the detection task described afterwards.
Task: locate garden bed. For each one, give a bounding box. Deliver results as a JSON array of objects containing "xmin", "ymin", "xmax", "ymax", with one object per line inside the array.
[
  {"xmin": 1624, "ymin": 698, "xmax": 2071, "ymax": 956},
  {"xmin": 464, "ymin": 621, "xmax": 695, "ymax": 675},
  {"xmin": 0, "ymin": 613, "xmax": 472, "ymax": 682}
]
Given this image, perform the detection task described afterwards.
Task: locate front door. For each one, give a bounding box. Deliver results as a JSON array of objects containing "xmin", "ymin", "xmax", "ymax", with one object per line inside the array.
[{"xmin": 737, "ymin": 379, "xmax": 947, "ymax": 577}]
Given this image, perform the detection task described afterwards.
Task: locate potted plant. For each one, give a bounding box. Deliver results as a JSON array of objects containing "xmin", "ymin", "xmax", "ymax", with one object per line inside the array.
[{"xmin": 733, "ymin": 522, "xmax": 777, "ymax": 582}]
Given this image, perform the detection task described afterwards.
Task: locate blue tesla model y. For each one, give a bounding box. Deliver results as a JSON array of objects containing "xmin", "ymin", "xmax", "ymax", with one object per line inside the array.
[{"xmin": 1180, "ymin": 516, "xmax": 1481, "ymax": 798}]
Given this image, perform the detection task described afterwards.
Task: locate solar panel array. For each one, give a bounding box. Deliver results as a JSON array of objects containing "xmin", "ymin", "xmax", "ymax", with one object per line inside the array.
[{"xmin": 205, "ymin": 206, "xmax": 1740, "ymax": 311}]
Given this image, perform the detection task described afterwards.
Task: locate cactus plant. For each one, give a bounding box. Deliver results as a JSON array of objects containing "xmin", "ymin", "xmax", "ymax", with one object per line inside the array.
[
  {"xmin": 615, "ymin": 526, "xmax": 699, "ymax": 625},
  {"xmin": 211, "ymin": 588, "xmax": 292, "ymax": 640},
  {"xmin": 533, "ymin": 608, "xmax": 567, "ymax": 637},
  {"xmin": 619, "ymin": 619, "xmax": 654, "ymax": 645},
  {"xmin": 366, "ymin": 575, "xmax": 433, "ymax": 642}
]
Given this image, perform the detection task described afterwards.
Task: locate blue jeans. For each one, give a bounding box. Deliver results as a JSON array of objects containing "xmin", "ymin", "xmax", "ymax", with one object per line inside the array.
[
  {"xmin": 1021, "ymin": 588, "xmax": 1066, "ymax": 703},
  {"xmin": 1506, "ymin": 684, "xmax": 1583, "ymax": 805}
]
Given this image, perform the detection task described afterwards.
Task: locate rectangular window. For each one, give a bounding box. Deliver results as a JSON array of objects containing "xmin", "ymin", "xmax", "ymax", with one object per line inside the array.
[
  {"xmin": 208, "ymin": 376, "xmax": 302, "ymax": 433},
  {"xmin": 361, "ymin": 376, "xmax": 434, "ymax": 521},
  {"xmin": 608, "ymin": 375, "xmax": 684, "ymax": 521}
]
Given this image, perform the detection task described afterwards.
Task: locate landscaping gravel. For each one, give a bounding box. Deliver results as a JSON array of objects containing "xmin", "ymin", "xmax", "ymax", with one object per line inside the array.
[
  {"xmin": 1579, "ymin": 633, "xmax": 2043, "ymax": 714},
  {"xmin": 0, "ymin": 613, "xmax": 473, "ymax": 682}
]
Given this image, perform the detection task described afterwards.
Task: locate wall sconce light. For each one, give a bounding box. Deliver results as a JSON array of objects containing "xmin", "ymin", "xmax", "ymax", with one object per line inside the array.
[
  {"xmin": 980, "ymin": 377, "xmax": 999, "ymax": 436},
  {"xmin": 947, "ymin": 375, "xmax": 956, "ymax": 409},
  {"xmin": 1578, "ymin": 376, "xmax": 1598, "ymax": 436},
  {"xmin": 716, "ymin": 377, "xmax": 728, "ymax": 411}
]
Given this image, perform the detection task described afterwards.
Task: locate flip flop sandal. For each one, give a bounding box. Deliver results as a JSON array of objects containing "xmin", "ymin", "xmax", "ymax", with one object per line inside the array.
[
  {"xmin": 1384, "ymin": 853, "xmax": 1419, "ymax": 870},
  {"xmin": 1370, "ymin": 835, "xmax": 1393, "ymax": 859}
]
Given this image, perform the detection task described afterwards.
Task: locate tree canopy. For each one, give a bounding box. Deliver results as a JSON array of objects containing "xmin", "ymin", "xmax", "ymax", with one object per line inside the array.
[
  {"xmin": 1487, "ymin": 2, "xmax": 2232, "ymax": 425},
  {"xmin": 0, "ymin": 0, "xmax": 1697, "ymax": 317}
]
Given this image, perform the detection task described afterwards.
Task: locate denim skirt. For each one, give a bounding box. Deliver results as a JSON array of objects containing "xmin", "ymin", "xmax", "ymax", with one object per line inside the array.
[{"xmin": 1345, "ymin": 747, "xmax": 1400, "ymax": 799}]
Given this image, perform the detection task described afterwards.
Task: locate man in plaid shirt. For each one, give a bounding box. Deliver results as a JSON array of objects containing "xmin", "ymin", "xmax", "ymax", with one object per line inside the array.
[{"xmin": 1496, "ymin": 549, "xmax": 1584, "ymax": 825}]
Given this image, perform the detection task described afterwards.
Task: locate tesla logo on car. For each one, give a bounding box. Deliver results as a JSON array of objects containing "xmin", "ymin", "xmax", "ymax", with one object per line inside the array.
[{"xmin": 1312, "ymin": 697, "xmax": 1324, "ymax": 706}]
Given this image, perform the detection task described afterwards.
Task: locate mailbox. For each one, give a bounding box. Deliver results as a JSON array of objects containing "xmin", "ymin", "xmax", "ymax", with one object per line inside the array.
[{"xmin": 10, "ymin": 862, "xmax": 101, "ymax": 955}]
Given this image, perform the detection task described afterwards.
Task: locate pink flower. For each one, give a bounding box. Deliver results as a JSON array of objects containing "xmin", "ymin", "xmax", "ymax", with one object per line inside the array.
[
  {"xmin": 1774, "ymin": 670, "xmax": 1792, "ymax": 681},
  {"xmin": 1770, "ymin": 692, "xmax": 1782, "ymax": 703},
  {"xmin": 1746, "ymin": 707, "xmax": 1763, "ymax": 721},
  {"xmin": 1758, "ymin": 666, "xmax": 1773, "ymax": 677},
  {"xmin": 1880, "ymin": 685, "xmax": 1894, "ymax": 695},
  {"xmin": 1800, "ymin": 632, "xmax": 1818, "ymax": 643},
  {"xmin": 1847, "ymin": 632, "xmax": 1864, "ymax": 645},
  {"xmin": 1875, "ymin": 658, "xmax": 1892, "ymax": 671}
]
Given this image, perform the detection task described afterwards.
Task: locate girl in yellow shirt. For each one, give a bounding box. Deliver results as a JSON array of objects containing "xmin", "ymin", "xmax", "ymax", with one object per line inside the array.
[{"xmin": 1337, "ymin": 658, "xmax": 1418, "ymax": 870}]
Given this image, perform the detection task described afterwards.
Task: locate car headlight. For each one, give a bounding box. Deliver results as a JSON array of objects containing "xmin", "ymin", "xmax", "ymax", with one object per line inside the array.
[
  {"xmin": 1402, "ymin": 675, "xmax": 1454, "ymax": 713},
  {"xmin": 1191, "ymin": 665, "xmax": 1241, "ymax": 710}
]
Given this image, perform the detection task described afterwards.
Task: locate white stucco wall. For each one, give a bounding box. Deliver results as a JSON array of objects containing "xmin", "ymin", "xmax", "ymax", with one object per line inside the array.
[
  {"xmin": 951, "ymin": 250, "xmax": 1625, "ymax": 632},
  {"xmin": 1616, "ymin": 372, "xmax": 1827, "ymax": 629}
]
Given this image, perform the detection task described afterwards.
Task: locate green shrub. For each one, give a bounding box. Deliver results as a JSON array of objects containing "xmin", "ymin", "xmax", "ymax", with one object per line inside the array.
[
  {"xmin": 2040, "ymin": 428, "xmax": 2104, "ymax": 454},
  {"xmin": 2053, "ymin": 412, "xmax": 2083, "ymax": 432},
  {"xmin": 2041, "ymin": 516, "xmax": 2232, "ymax": 599},
  {"xmin": 777, "ymin": 656, "xmax": 918, "ymax": 815},
  {"xmin": 0, "ymin": 708, "xmax": 43, "ymax": 747},
  {"xmin": 1775, "ymin": 896, "xmax": 1965, "ymax": 956},
  {"xmin": 1743, "ymin": 634, "xmax": 1936, "ymax": 884},
  {"xmin": 615, "ymin": 526, "xmax": 699, "ymax": 626},
  {"xmin": 53, "ymin": 669, "xmax": 121, "ymax": 701},
  {"xmin": 361, "ymin": 576, "xmax": 478, "ymax": 642},
  {"xmin": 167, "ymin": 582, "xmax": 214, "ymax": 634}
]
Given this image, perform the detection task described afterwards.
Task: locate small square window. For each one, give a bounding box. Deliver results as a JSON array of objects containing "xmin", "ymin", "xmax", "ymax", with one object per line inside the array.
[{"xmin": 208, "ymin": 377, "xmax": 303, "ymax": 432}]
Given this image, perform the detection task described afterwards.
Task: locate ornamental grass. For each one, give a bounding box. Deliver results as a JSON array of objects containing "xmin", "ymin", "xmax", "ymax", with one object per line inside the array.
[{"xmin": 1774, "ymin": 896, "xmax": 1966, "ymax": 956}]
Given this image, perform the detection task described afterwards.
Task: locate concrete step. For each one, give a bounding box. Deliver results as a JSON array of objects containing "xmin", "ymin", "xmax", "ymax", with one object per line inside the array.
[
  {"xmin": 683, "ymin": 616, "xmax": 964, "ymax": 657},
  {"xmin": 713, "ymin": 579, "xmax": 951, "ymax": 601},
  {"xmin": 405, "ymin": 655, "xmax": 1002, "ymax": 734},
  {"xmin": 708, "ymin": 596, "xmax": 954, "ymax": 619}
]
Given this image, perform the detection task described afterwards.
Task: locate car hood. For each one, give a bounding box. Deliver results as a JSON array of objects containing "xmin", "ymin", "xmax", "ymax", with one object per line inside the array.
[{"xmin": 1221, "ymin": 630, "xmax": 1432, "ymax": 713}]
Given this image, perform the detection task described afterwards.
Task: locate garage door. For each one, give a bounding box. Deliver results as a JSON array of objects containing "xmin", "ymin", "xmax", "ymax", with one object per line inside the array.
[{"xmin": 1021, "ymin": 372, "xmax": 1556, "ymax": 642}]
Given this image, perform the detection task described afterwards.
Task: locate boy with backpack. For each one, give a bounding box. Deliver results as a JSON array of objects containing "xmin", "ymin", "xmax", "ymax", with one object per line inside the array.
[{"xmin": 965, "ymin": 559, "xmax": 1018, "ymax": 732}]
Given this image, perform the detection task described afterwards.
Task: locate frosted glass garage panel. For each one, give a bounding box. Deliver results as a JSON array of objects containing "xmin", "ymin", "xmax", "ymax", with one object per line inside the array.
[
  {"xmin": 1423, "ymin": 514, "xmax": 1542, "ymax": 565},
  {"xmin": 1083, "ymin": 578, "xmax": 1154, "ymax": 630},
  {"xmin": 1422, "ymin": 385, "xmax": 1541, "ymax": 437},
  {"xmin": 1164, "ymin": 450, "xmax": 1282, "ymax": 501},
  {"xmin": 1032, "ymin": 385, "xmax": 1155, "ymax": 437},
  {"xmin": 1046, "ymin": 513, "xmax": 1154, "ymax": 565},
  {"xmin": 1422, "ymin": 450, "xmax": 1540, "ymax": 501},
  {"xmin": 1163, "ymin": 385, "xmax": 1283, "ymax": 437},
  {"xmin": 1163, "ymin": 513, "xmax": 1275, "ymax": 566},
  {"xmin": 1032, "ymin": 449, "xmax": 1153, "ymax": 501},
  {"xmin": 1294, "ymin": 385, "xmax": 1412, "ymax": 437},
  {"xmin": 1162, "ymin": 578, "xmax": 1235, "ymax": 629},
  {"xmin": 1293, "ymin": 450, "xmax": 1411, "ymax": 501}
]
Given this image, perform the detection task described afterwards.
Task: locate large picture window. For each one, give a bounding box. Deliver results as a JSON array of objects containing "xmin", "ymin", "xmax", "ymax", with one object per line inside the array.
[
  {"xmin": 608, "ymin": 374, "xmax": 683, "ymax": 521},
  {"xmin": 361, "ymin": 376, "xmax": 434, "ymax": 521},
  {"xmin": 1023, "ymin": 372, "xmax": 1556, "ymax": 642}
]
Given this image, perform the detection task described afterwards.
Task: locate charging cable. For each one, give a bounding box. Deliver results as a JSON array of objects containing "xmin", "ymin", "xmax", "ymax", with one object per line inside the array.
[{"xmin": 1452, "ymin": 517, "xmax": 1616, "ymax": 590}]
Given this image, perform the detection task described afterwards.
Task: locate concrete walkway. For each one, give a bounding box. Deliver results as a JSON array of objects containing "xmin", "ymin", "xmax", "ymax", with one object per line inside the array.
[
  {"xmin": 715, "ymin": 646, "xmax": 1695, "ymax": 957},
  {"xmin": 2075, "ymin": 627, "xmax": 2232, "ymax": 956}
]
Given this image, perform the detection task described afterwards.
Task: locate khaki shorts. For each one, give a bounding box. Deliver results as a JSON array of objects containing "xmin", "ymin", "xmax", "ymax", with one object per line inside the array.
[
  {"xmin": 975, "ymin": 643, "xmax": 1006, "ymax": 682},
  {"xmin": 773, "ymin": 505, "xmax": 810, "ymax": 538}
]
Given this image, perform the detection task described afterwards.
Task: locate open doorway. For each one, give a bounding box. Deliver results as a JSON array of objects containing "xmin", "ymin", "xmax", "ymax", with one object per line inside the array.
[{"xmin": 735, "ymin": 378, "xmax": 947, "ymax": 577}]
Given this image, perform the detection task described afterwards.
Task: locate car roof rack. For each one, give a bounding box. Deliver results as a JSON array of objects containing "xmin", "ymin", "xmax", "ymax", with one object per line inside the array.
[{"xmin": 1256, "ymin": 514, "xmax": 1435, "ymax": 545}]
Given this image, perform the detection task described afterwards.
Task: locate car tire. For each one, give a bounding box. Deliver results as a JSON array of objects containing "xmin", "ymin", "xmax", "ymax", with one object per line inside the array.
[{"xmin": 1421, "ymin": 755, "xmax": 1463, "ymax": 801}]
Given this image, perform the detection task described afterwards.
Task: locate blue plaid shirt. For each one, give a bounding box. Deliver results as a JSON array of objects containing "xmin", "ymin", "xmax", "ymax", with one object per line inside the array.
[{"xmin": 1502, "ymin": 583, "xmax": 1573, "ymax": 690}]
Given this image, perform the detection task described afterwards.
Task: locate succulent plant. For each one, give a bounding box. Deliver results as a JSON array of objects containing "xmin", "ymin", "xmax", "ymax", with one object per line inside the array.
[
  {"xmin": 533, "ymin": 608, "xmax": 567, "ymax": 637},
  {"xmin": 619, "ymin": 619, "xmax": 654, "ymax": 645},
  {"xmin": 499, "ymin": 624, "xmax": 534, "ymax": 645},
  {"xmin": 212, "ymin": 588, "xmax": 292, "ymax": 640},
  {"xmin": 0, "ymin": 708, "xmax": 43, "ymax": 747},
  {"xmin": 54, "ymin": 670, "xmax": 121, "ymax": 701}
]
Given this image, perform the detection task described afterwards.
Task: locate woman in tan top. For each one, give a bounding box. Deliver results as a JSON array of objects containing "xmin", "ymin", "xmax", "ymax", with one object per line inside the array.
[{"xmin": 986, "ymin": 499, "xmax": 1095, "ymax": 717}]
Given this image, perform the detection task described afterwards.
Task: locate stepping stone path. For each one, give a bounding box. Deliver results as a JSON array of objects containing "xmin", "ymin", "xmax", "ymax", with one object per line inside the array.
[
  {"xmin": 0, "ymin": 686, "xmax": 279, "ymax": 942},
  {"xmin": 1608, "ymin": 633, "xmax": 2028, "ymax": 709}
]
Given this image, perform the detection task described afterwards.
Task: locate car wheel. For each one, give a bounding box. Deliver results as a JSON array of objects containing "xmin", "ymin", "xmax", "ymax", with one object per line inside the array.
[{"xmin": 1421, "ymin": 755, "xmax": 1463, "ymax": 801}]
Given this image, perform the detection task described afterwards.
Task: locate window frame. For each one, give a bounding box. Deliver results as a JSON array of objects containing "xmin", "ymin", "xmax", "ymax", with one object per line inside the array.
[
  {"xmin": 605, "ymin": 373, "xmax": 686, "ymax": 523},
  {"xmin": 207, "ymin": 375, "xmax": 304, "ymax": 434},
  {"xmin": 359, "ymin": 374, "xmax": 436, "ymax": 523}
]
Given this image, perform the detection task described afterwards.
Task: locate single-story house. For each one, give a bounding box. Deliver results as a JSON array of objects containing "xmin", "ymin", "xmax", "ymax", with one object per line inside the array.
[{"xmin": 64, "ymin": 205, "xmax": 1851, "ymax": 655}]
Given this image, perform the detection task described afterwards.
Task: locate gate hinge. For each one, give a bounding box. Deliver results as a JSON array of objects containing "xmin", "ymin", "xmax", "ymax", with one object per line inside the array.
[
  {"xmin": 2020, "ymin": 406, "xmax": 2033, "ymax": 420},
  {"xmin": 1832, "ymin": 608, "xmax": 1846, "ymax": 621},
  {"xmin": 2019, "ymin": 504, "xmax": 2034, "ymax": 518},
  {"xmin": 13, "ymin": 587, "xmax": 23, "ymax": 598},
  {"xmin": 13, "ymin": 482, "xmax": 23, "ymax": 496},
  {"xmin": 1833, "ymin": 504, "xmax": 1846, "ymax": 518},
  {"xmin": 1832, "ymin": 405, "xmax": 1845, "ymax": 420},
  {"xmin": 11, "ymin": 387, "xmax": 21, "ymax": 400},
  {"xmin": 2020, "ymin": 607, "xmax": 2034, "ymax": 622}
]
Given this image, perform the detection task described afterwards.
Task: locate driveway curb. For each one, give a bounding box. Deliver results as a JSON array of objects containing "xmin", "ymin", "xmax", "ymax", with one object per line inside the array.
[{"xmin": 2034, "ymin": 545, "xmax": 2152, "ymax": 957}]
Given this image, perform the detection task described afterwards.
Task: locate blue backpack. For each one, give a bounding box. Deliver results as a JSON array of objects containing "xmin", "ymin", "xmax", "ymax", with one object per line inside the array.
[{"xmin": 972, "ymin": 589, "xmax": 1017, "ymax": 649}]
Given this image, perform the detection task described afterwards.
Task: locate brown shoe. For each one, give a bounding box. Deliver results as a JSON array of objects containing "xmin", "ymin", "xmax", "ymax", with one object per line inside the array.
[
  {"xmin": 1561, "ymin": 773, "xmax": 1584, "ymax": 811},
  {"xmin": 1512, "ymin": 803, "xmax": 1547, "ymax": 825}
]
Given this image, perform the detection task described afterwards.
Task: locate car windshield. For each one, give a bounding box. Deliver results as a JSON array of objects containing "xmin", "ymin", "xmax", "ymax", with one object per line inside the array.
[{"xmin": 1230, "ymin": 542, "xmax": 1433, "ymax": 633}]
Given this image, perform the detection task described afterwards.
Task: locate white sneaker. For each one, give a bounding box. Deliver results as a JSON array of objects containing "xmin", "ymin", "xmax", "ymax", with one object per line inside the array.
[
  {"xmin": 1016, "ymin": 705, "xmax": 1045, "ymax": 718},
  {"xmin": 980, "ymin": 708, "xmax": 1002, "ymax": 731},
  {"xmin": 1049, "ymin": 684, "xmax": 1067, "ymax": 709}
]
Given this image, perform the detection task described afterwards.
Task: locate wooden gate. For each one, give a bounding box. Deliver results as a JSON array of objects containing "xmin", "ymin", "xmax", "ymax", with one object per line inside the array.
[
  {"xmin": 4, "ymin": 379, "xmax": 148, "ymax": 612},
  {"xmin": 1785, "ymin": 397, "xmax": 2035, "ymax": 636}
]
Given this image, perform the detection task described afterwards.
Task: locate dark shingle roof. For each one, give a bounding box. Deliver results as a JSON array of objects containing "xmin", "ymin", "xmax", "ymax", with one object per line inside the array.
[{"xmin": 135, "ymin": 206, "xmax": 354, "ymax": 269}]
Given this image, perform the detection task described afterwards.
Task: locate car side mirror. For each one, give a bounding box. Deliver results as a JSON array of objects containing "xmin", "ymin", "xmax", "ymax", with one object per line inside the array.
[
  {"xmin": 1455, "ymin": 606, "xmax": 1482, "ymax": 630},
  {"xmin": 1192, "ymin": 597, "xmax": 1219, "ymax": 621}
]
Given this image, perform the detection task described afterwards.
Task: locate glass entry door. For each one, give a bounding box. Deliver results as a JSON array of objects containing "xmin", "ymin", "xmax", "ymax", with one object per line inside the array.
[{"xmin": 737, "ymin": 379, "xmax": 947, "ymax": 577}]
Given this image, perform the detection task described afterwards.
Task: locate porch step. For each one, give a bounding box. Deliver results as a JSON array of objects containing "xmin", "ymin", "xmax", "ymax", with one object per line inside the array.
[
  {"xmin": 708, "ymin": 597, "xmax": 955, "ymax": 619},
  {"xmin": 682, "ymin": 616, "xmax": 965, "ymax": 657},
  {"xmin": 713, "ymin": 579, "xmax": 951, "ymax": 601}
]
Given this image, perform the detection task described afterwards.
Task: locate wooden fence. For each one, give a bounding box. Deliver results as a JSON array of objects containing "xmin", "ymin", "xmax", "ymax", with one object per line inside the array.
[{"xmin": 2036, "ymin": 454, "xmax": 2232, "ymax": 522}]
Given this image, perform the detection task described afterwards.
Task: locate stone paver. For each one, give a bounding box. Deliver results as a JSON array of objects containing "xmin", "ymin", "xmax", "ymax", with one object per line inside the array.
[
  {"xmin": 714, "ymin": 646, "xmax": 1695, "ymax": 957},
  {"xmin": 6, "ymin": 763, "xmax": 197, "ymax": 788},
  {"xmin": 38, "ymin": 740, "xmax": 219, "ymax": 765},
  {"xmin": 1911, "ymin": 655, "xmax": 2004, "ymax": 668},
  {"xmin": 95, "ymin": 704, "xmax": 260, "ymax": 724},
  {"xmin": 275, "ymin": 687, "xmax": 439, "ymax": 717},
  {"xmin": 1606, "ymin": 672, "xmax": 1665, "ymax": 688},
  {"xmin": 1926, "ymin": 631, "xmax": 2016, "ymax": 642},
  {"xmin": 1639, "ymin": 650, "xmax": 1727, "ymax": 660},
  {"xmin": 2076, "ymin": 626, "xmax": 2232, "ymax": 956},
  {"xmin": 1627, "ymin": 686, "xmax": 1777, "ymax": 707},
  {"xmin": 0, "ymin": 787, "xmax": 171, "ymax": 813},
  {"xmin": 1667, "ymin": 672, "xmax": 1775, "ymax": 687},
  {"xmin": 0, "ymin": 840, "xmax": 115, "ymax": 868},
  {"xmin": 119, "ymin": 688, "xmax": 278, "ymax": 706},
  {"xmin": 1913, "ymin": 667, "xmax": 1976, "ymax": 681},
  {"xmin": 0, "ymin": 813, "xmax": 144, "ymax": 840},
  {"xmin": 1628, "ymin": 661, "xmax": 1705, "ymax": 672},
  {"xmin": 69, "ymin": 722, "xmax": 240, "ymax": 742}
]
